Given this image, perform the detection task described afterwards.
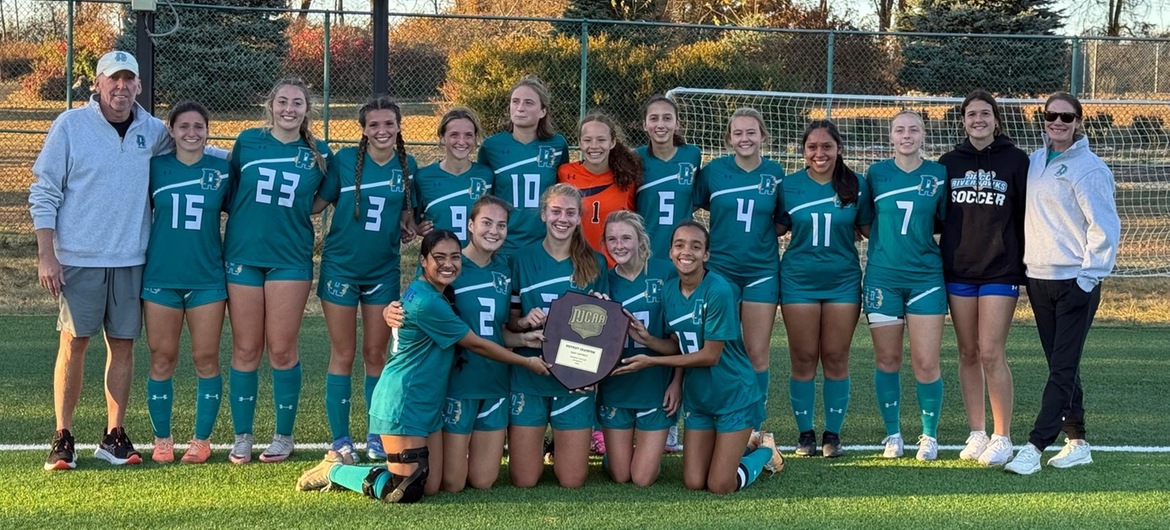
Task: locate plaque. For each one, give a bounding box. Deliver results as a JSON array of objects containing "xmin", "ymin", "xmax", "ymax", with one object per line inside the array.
[{"xmin": 541, "ymin": 291, "xmax": 629, "ymax": 390}]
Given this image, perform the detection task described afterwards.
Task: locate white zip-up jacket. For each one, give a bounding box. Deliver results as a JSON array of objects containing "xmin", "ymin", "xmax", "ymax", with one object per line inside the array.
[
  {"xmin": 29, "ymin": 96, "xmax": 170, "ymax": 267},
  {"xmin": 1024, "ymin": 135, "xmax": 1121, "ymax": 292}
]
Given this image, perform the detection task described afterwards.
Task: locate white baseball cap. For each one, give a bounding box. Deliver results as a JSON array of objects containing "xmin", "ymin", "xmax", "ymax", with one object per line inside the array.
[{"xmin": 96, "ymin": 51, "xmax": 139, "ymax": 78}]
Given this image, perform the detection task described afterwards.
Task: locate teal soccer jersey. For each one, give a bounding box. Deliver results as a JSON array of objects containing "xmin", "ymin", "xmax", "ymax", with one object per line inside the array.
[
  {"xmin": 413, "ymin": 162, "xmax": 493, "ymax": 245},
  {"xmin": 224, "ymin": 128, "xmax": 332, "ymax": 268},
  {"xmin": 319, "ymin": 147, "xmax": 416, "ymax": 283},
  {"xmin": 144, "ymin": 153, "xmax": 231, "ymax": 290},
  {"xmin": 693, "ymin": 155, "xmax": 785, "ymax": 279},
  {"xmin": 510, "ymin": 242, "xmax": 609, "ymax": 397},
  {"xmin": 662, "ymin": 271, "xmax": 756, "ymax": 416},
  {"xmin": 635, "ymin": 144, "xmax": 702, "ymax": 257},
  {"xmin": 369, "ymin": 278, "xmax": 470, "ymax": 436},
  {"xmin": 864, "ymin": 159, "xmax": 948, "ymax": 287},
  {"xmin": 478, "ymin": 132, "xmax": 569, "ymax": 255},
  {"xmin": 600, "ymin": 258, "xmax": 678, "ymax": 410},
  {"xmin": 447, "ymin": 254, "xmax": 513, "ymax": 400},
  {"xmin": 779, "ymin": 169, "xmax": 875, "ymax": 301}
]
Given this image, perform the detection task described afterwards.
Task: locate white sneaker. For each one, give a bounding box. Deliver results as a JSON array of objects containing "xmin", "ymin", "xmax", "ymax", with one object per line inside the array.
[
  {"xmin": 977, "ymin": 435, "xmax": 1014, "ymax": 466},
  {"xmin": 1004, "ymin": 444, "xmax": 1042, "ymax": 475},
  {"xmin": 260, "ymin": 434, "xmax": 295, "ymax": 463},
  {"xmin": 664, "ymin": 425, "xmax": 683, "ymax": 453},
  {"xmin": 959, "ymin": 431, "xmax": 989, "ymax": 461},
  {"xmin": 915, "ymin": 434, "xmax": 938, "ymax": 461},
  {"xmin": 228, "ymin": 433, "xmax": 254, "ymax": 464},
  {"xmin": 881, "ymin": 433, "xmax": 903, "ymax": 458},
  {"xmin": 1048, "ymin": 439, "xmax": 1093, "ymax": 469}
]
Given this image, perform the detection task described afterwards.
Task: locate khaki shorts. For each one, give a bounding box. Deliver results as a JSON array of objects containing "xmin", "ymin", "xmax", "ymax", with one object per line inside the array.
[{"xmin": 58, "ymin": 265, "xmax": 143, "ymax": 339}]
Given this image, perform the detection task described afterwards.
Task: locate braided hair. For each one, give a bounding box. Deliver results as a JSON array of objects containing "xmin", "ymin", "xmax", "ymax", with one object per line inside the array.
[{"xmin": 353, "ymin": 95, "xmax": 411, "ymax": 220}]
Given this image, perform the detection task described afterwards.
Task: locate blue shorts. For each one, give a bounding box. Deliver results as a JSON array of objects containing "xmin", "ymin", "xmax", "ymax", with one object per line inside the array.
[
  {"xmin": 443, "ymin": 396, "xmax": 509, "ymax": 434},
  {"xmin": 509, "ymin": 391, "xmax": 595, "ymax": 431},
  {"xmin": 317, "ymin": 277, "xmax": 400, "ymax": 307},
  {"xmin": 945, "ymin": 282, "xmax": 1020, "ymax": 298},
  {"xmin": 597, "ymin": 404, "xmax": 675, "ymax": 431},
  {"xmin": 142, "ymin": 287, "xmax": 227, "ymax": 310},
  {"xmin": 224, "ymin": 262, "xmax": 312, "ymax": 287},
  {"xmin": 683, "ymin": 403, "xmax": 755, "ymax": 433}
]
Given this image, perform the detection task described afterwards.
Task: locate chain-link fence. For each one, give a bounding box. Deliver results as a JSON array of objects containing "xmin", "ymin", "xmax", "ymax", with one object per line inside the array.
[{"xmin": 2, "ymin": 1, "xmax": 1169, "ymax": 307}]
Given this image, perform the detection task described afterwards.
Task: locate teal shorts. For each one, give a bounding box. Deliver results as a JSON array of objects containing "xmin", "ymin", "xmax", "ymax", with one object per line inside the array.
[
  {"xmin": 716, "ymin": 268, "xmax": 779, "ymax": 305},
  {"xmin": 317, "ymin": 277, "xmax": 401, "ymax": 307},
  {"xmin": 141, "ymin": 287, "xmax": 227, "ymax": 310},
  {"xmin": 683, "ymin": 403, "xmax": 755, "ymax": 433},
  {"xmin": 863, "ymin": 283, "xmax": 948, "ymax": 321},
  {"xmin": 443, "ymin": 396, "xmax": 509, "ymax": 435},
  {"xmin": 597, "ymin": 404, "xmax": 675, "ymax": 432},
  {"xmin": 224, "ymin": 262, "xmax": 312, "ymax": 287},
  {"xmin": 368, "ymin": 408, "xmax": 439, "ymax": 438},
  {"xmin": 509, "ymin": 391, "xmax": 595, "ymax": 431},
  {"xmin": 780, "ymin": 276, "xmax": 862, "ymax": 305}
]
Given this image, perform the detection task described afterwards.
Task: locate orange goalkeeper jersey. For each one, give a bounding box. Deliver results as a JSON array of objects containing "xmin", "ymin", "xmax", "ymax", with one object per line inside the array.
[{"xmin": 557, "ymin": 161, "xmax": 636, "ymax": 266}]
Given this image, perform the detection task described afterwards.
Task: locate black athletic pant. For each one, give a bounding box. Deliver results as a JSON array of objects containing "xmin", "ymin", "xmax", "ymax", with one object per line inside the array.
[{"xmin": 1025, "ymin": 278, "xmax": 1101, "ymax": 450}]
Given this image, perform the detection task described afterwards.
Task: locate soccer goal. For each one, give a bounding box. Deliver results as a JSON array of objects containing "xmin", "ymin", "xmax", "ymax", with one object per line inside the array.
[{"xmin": 666, "ymin": 88, "xmax": 1170, "ymax": 277}]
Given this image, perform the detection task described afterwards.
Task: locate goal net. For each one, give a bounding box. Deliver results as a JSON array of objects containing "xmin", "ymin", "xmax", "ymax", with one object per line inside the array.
[{"xmin": 666, "ymin": 88, "xmax": 1170, "ymax": 277}]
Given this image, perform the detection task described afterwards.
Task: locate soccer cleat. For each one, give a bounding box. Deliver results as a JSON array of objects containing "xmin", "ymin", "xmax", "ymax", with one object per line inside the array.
[
  {"xmin": 44, "ymin": 429, "xmax": 77, "ymax": 471},
  {"xmin": 977, "ymin": 435, "xmax": 1014, "ymax": 466},
  {"xmin": 959, "ymin": 430, "xmax": 990, "ymax": 461},
  {"xmin": 181, "ymin": 439, "xmax": 212, "ymax": 464},
  {"xmin": 152, "ymin": 436, "xmax": 175, "ymax": 464},
  {"xmin": 590, "ymin": 429, "xmax": 606, "ymax": 456},
  {"xmin": 880, "ymin": 434, "xmax": 904, "ymax": 458},
  {"xmin": 331, "ymin": 436, "xmax": 358, "ymax": 465},
  {"xmin": 794, "ymin": 430, "xmax": 817, "ymax": 457},
  {"xmin": 915, "ymin": 434, "xmax": 938, "ymax": 462},
  {"xmin": 821, "ymin": 431, "xmax": 843, "ymax": 458},
  {"xmin": 95, "ymin": 427, "xmax": 142, "ymax": 465},
  {"xmin": 295, "ymin": 450, "xmax": 344, "ymax": 492},
  {"xmin": 260, "ymin": 434, "xmax": 295, "ymax": 463},
  {"xmin": 1048, "ymin": 439, "xmax": 1093, "ymax": 469},
  {"xmin": 663, "ymin": 425, "xmax": 683, "ymax": 453},
  {"xmin": 756, "ymin": 432, "xmax": 786, "ymax": 473},
  {"xmin": 747, "ymin": 430, "xmax": 762, "ymax": 450},
  {"xmin": 366, "ymin": 433, "xmax": 387, "ymax": 461},
  {"xmin": 229, "ymin": 433, "xmax": 254, "ymax": 464},
  {"xmin": 1005, "ymin": 444, "xmax": 1043, "ymax": 475}
]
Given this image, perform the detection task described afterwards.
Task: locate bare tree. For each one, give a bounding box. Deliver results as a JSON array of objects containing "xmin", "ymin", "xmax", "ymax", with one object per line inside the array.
[{"xmin": 874, "ymin": 0, "xmax": 908, "ymax": 32}]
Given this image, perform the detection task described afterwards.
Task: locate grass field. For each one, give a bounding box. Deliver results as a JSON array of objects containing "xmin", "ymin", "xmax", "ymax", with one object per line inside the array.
[{"xmin": 2, "ymin": 315, "xmax": 1168, "ymax": 528}]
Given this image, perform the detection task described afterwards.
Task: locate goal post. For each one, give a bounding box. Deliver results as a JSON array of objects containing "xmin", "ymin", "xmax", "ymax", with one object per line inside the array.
[{"xmin": 665, "ymin": 88, "xmax": 1170, "ymax": 277}]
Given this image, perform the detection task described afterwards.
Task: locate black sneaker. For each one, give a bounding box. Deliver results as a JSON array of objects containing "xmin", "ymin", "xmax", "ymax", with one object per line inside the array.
[
  {"xmin": 95, "ymin": 427, "xmax": 142, "ymax": 465},
  {"xmin": 795, "ymin": 430, "xmax": 817, "ymax": 457},
  {"xmin": 822, "ymin": 431, "xmax": 843, "ymax": 458},
  {"xmin": 44, "ymin": 429, "xmax": 77, "ymax": 471}
]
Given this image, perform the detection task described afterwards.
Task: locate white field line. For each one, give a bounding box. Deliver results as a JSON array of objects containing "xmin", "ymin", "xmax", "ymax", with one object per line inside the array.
[{"xmin": 3, "ymin": 443, "xmax": 1170, "ymax": 453}]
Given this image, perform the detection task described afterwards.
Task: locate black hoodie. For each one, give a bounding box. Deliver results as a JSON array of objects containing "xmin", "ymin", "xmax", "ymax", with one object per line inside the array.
[{"xmin": 938, "ymin": 135, "xmax": 1029, "ymax": 285}]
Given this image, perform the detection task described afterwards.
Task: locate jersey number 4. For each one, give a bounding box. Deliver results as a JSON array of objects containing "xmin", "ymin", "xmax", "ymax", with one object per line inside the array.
[{"xmin": 256, "ymin": 167, "xmax": 301, "ymax": 208}]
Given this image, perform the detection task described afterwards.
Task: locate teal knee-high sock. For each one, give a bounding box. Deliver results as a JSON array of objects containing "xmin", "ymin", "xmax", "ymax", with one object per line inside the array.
[
  {"xmin": 146, "ymin": 377, "xmax": 173, "ymax": 438},
  {"xmin": 753, "ymin": 369, "xmax": 770, "ymax": 430},
  {"xmin": 325, "ymin": 373, "xmax": 353, "ymax": 441},
  {"xmin": 329, "ymin": 464, "xmax": 387, "ymax": 496},
  {"xmin": 194, "ymin": 375, "xmax": 223, "ymax": 440},
  {"xmin": 917, "ymin": 378, "xmax": 943, "ymax": 438},
  {"xmin": 364, "ymin": 375, "xmax": 380, "ymax": 414},
  {"xmin": 823, "ymin": 376, "xmax": 851, "ymax": 434},
  {"xmin": 875, "ymin": 369, "xmax": 902, "ymax": 436},
  {"xmin": 736, "ymin": 447, "xmax": 773, "ymax": 491},
  {"xmin": 788, "ymin": 378, "xmax": 815, "ymax": 432},
  {"xmin": 273, "ymin": 363, "xmax": 303, "ymax": 437},
  {"xmin": 229, "ymin": 368, "xmax": 259, "ymax": 435}
]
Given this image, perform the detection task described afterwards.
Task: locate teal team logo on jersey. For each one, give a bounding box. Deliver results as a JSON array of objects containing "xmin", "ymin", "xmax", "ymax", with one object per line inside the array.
[
  {"xmin": 225, "ymin": 262, "xmax": 244, "ymax": 276},
  {"xmin": 444, "ymin": 398, "xmax": 463, "ymax": 425},
  {"xmin": 536, "ymin": 146, "xmax": 559, "ymax": 168},
  {"xmin": 491, "ymin": 272, "xmax": 510, "ymax": 294},
  {"xmin": 758, "ymin": 174, "xmax": 778, "ymax": 195},
  {"xmin": 865, "ymin": 287, "xmax": 884, "ymax": 309},
  {"xmin": 1055, "ymin": 164, "xmax": 1068, "ymax": 177},
  {"xmin": 469, "ymin": 177, "xmax": 488, "ymax": 200},
  {"xmin": 510, "ymin": 393, "xmax": 526, "ymax": 415},
  {"xmin": 389, "ymin": 169, "xmax": 406, "ymax": 192},
  {"xmin": 294, "ymin": 147, "xmax": 316, "ymax": 170},
  {"xmin": 919, "ymin": 175, "xmax": 941, "ymax": 196},
  {"xmin": 200, "ymin": 169, "xmax": 223, "ymax": 190},
  {"xmin": 678, "ymin": 163, "xmax": 696, "ymax": 185},
  {"xmin": 644, "ymin": 279, "xmax": 663, "ymax": 303},
  {"xmin": 325, "ymin": 280, "xmax": 351, "ymax": 297},
  {"xmin": 136, "ymin": 134, "xmax": 146, "ymax": 149},
  {"xmin": 690, "ymin": 299, "xmax": 705, "ymax": 325},
  {"xmin": 598, "ymin": 405, "xmax": 618, "ymax": 420}
]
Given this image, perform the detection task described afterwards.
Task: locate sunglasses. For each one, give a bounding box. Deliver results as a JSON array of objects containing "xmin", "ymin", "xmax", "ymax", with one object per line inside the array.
[{"xmin": 1044, "ymin": 112, "xmax": 1079, "ymax": 123}]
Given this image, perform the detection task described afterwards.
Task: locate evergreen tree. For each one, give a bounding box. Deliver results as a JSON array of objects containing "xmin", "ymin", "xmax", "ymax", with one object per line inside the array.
[
  {"xmin": 897, "ymin": 0, "xmax": 1067, "ymax": 96},
  {"xmin": 118, "ymin": 0, "xmax": 289, "ymax": 112}
]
